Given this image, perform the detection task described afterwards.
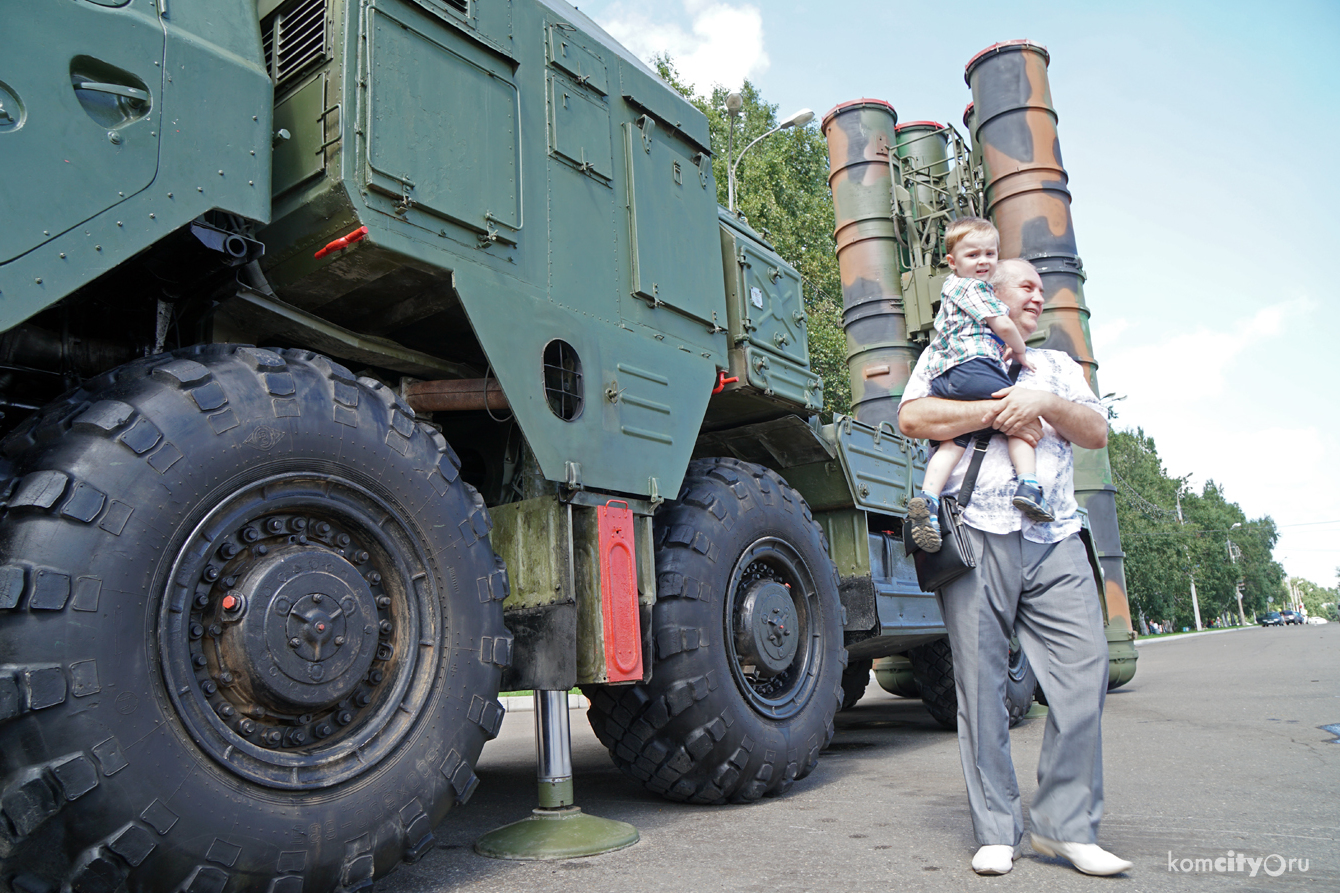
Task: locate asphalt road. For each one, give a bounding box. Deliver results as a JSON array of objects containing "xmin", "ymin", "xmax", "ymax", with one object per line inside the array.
[{"xmin": 380, "ymin": 624, "xmax": 1339, "ymax": 892}]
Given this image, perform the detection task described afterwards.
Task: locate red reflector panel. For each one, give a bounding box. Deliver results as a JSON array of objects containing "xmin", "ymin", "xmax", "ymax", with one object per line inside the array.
[{"xmin": 597, "ymin": 502, "xmax": 643, "ymax": 682}]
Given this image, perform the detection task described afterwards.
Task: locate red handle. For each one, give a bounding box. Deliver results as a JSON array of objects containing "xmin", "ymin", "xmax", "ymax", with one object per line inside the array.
[
  {"xmin": 712, "ymin": 371, "xmax": 740, "ymax": 394},
  {"xmin": 314, "ymin": 225, "xmax": 369, "ymax": 259}
]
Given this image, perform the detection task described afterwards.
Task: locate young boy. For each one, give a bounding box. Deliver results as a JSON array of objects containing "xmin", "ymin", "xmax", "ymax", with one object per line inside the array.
[{"xmin": 907, "ymin": 217, "xmax": 1053, "ymax": 553}]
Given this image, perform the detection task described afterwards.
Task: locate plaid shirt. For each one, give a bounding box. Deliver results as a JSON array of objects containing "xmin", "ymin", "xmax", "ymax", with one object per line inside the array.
[{"xmin": 922, "ymin": 274, "xmax": 1010, "ymax": 378}]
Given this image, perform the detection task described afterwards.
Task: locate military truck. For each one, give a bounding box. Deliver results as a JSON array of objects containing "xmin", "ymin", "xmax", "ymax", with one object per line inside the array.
[{"xmin": 0, "ymin": 2, "xmax": 1133, "ymax": 890}]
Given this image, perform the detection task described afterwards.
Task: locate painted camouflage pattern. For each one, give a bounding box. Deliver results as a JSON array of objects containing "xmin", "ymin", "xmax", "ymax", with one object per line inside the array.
[
  {"xmin": 966, "ymin": 40, "xmax": 1135, "ymax": 653},
  {"xmin": 822, "ymin": 100, "xmax": 919, "ymax": 431},
  {"xmin": 892, "ymin": 122, "xmax": 951, "ymax": 272}
]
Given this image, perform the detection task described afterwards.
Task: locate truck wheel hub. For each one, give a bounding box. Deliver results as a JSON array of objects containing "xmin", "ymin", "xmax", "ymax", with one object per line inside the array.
[
  {"xmin": 223, "ymin": 546, "xmax": 380, "ymax": 711},
  {"xmin": 735, "ymin": 580, "xmax": 798, "ymax": 676}
]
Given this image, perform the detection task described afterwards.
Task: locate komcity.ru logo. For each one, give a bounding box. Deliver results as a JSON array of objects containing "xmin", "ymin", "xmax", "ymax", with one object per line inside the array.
[{"xmin": 1168, "ymin": 851, "xmax": 1310, "ymax": 877}]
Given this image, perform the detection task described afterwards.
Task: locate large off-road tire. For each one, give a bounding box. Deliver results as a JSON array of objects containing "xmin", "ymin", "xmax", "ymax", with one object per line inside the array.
[
  {"xmin": 584, "ymin": 458, "xmax": 844, "ymax": 804},
  {"xmin": 839, "ymin": 658, "xmax": 873, "ymax": 711},
  {"xmin": 0, "ymin": 345, "xmax": 510, "ymax": 893},
  {"xmin": 908, "ymin": 637, "xmax": 1036, "ymax": 731}
]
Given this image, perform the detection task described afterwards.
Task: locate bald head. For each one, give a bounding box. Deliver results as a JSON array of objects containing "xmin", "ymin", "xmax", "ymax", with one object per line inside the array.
[{"xmin": 989, "ymin": 259, "xmax": 1045, "ymax": 338}]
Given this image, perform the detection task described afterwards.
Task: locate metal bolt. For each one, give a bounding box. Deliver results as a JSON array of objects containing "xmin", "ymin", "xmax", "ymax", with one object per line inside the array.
[
  {"xmin": 338, "ymin": 534, "xmax": 351, "ymax": 546},
  {"xmin": 209, "ymin": 624, "xmax": 222, "ymax": 637},
  {"xmin": 289, "ymin": 637, "xmax": 301, "ymax": 649},
  {"xmin": 59, "ymin": 253, "xmax": 66, "ymax": 259},
  {"xmin": 267, "ymin": 518, "xmax": 284, "ymax": 533},
  {"xmin": 222, "ymin": 594, "xmax": 238, "ymax": 610},
  {"xmin": 107, "ymin": 130, "xmax": 121, "ymax": 145},
  {"xmin": 297, "ymin": 535, "xmax": 308, "ymax": 545},
  {"xmin": 195, "ymin": 593, "xmax": 210, "ymax": 608},
  {"xmin": 334, "ymin": 636, "xmax": 345, "ymax": 646},
  {"xmin": 290, "ymin": 730, "xmax": 306, "ymax": 745},
  {"xmin": 218, "ymin": 703, "xmax": 235, "ymax": 717},
  {"xmin": 167, "ymin": 192, "xmax": 173, "ymax": 198},
  {"xmin": 315, "ymin": 723, "xmax": 332, "ymax": 739},
  {"xmin": 189, "ymin": 623, "xmax": 204, "ymax": 639},
  {"xmin": 312, "ymin": 593, "xmax": 323, "ymax": 604},
  {"xmin": 242, "ymin": 527, "xmax": 259, "ymax": 542},
  {"xmin": 239, "ymin": 719, "xmax": 256, "ymax": 735},
  {"xmin": 377, "ymin": 596, "xmax": 391, "ymax": 608},
  {"xmin": 368, "ymin": 572, "xmax": 382, "ymax": 585},
  {"xmin": 317, "ymin": 522, "xmax": 332, "ymax": 535},
  {"xmin": 203, "ymin": 566, "xmax": 220, "ymax": 582},
  {"xmin": 355, "ymin": 691, "xmax": 372, "ymax": 707},
  {"xmin": 368, "ymin": 669, "xmax": 384, "ymax": 684},
  {"xmin": 223, "ymin": 575, "xmax": 237, "ymax": 587},
  {"xmin": 294, "ymin": 518, "xmax": 308, "ymax": 530},
  {"xmin": 34, "ymin": 278, "xmax": 41, "ymax": 284},
  {"xmin": 219, "ymin": 542, "xmax": 238, "ymax": 559},
  {"xmin": 219, "ymin": 672, "xmax": 234, "ymax": 685},
  {"xmin": 255, "ymin": 544, "xmax": 268, "ymax": 556},
  {"xmin": 336, "ymin": 710, "xmax": 354, "ymax": 725},
  {"xmin": 379, "ymin": 620, "xmax": 393, "ymax": 635},
  {"xmin": 202, "ymin": 681, "xmax": 217, "ymax": 695},
  {"xmin": 193, "ymin": 653, "xmax": 208, "ymax": 668}
]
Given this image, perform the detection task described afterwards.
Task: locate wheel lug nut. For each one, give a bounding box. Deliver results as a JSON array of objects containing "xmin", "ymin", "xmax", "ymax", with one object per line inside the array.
[
  {"xmin": 190, "ymin": 623, "xmax": 204, "ymax": 639},
  {"xmin": 209, "ymin": 624, "xmax": 222, "ymax": 637},
  {"xmin": 238, "ymin": 719, "xmax": 256, "ymax": 735},
  {"xmin": 336, "ymin": 710, "xmax": 354, "ymax": 725},
  {"xmin": 290, "ymin": 730, "xmax": 307, "ymax": 745},
  {"xmin": 379, "ymin": 620, "xmax": 393, "ymax": 635},
  {"xmin": 195, "ymin": 593, "xmax": 210, "ymax": 608},
  {"xmin": 193, "ymin": 654, "xmax": 208, "ymax": 668},
  {"xmin": 203, "ymin": 566, "xmax": 220, "ymax": 582},
  {"xmin": 267, "ymin": 518, "xmax": 285, "ymax": 533},
  {"xmin": 223, "ymin": 575, "xmax": 237, "ymax": 587},
  {"xmin": 367, "ymin": 669, "xmax": 384, "ymax": 684},
  {"xmin": 354, "ymin": 550, "xmax": 369, "ymax": 563},
  {"xmin": 368, "ymin": 572, "xmax": 382, "ymax": 584},
  {"xmin": 312, "ymin": 593, "xmax": 323, "ymax": 603},
  {"xmin": 289, "ymin": 637, "xmax": 301, "ymax": 649},
  {"xmin": 255, "ymin": 544, "xmax": 268, "ymax": 556},
  {"xmin": 355, "ymin": 691, "xmax": 372, "ymax": 707},
  {"xmin": 298, "ymin": 534, "xmax": 308, "ymax": 545},
  {"xmin": 219, "ymin": 543, "xmax": 239, "ymax": 559},
  {"xmin": 377, "ymin": 596, "xmax": 391, "ymax": 608},
  {"xmin": 219, "ymin": 672, "xmax": 234, "ymax": 685},
  {"xmin": 315, "ymin": 723, "xmax": 332, "ymax": 739},
  {"xmin": 334, "ymin": 636, "xmax": 345, "ymax": 646},
  {"xmin": 217, "ymin": 703, "xmax": 234, "ymax": 717},
  {"xmin": 338, "ymin": 534, "xmax": 351, "ymax": 546},
  {"xmin": 202, "ymin": 681, "xmax": 217, "ymax": 695},
  {"xmin": 294, "ymin": 518, "xmax": 307, "ymax": 530},
  {"xmin": 242, "ymin": 527, "xmax": 260, "ymax": 542},
  {"xmin": 317, "ymin": 522, "xmax": 332, "ymax": 535}
]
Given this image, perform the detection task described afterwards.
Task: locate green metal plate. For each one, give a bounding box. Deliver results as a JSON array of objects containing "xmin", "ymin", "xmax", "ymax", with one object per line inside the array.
[
  {"xmin": 831, "ymin": 416, "xmax": 928, "ymax": 515},
  {"xmin": 272, "ymin": 73, "xmax": 327, "ymax": 197}
]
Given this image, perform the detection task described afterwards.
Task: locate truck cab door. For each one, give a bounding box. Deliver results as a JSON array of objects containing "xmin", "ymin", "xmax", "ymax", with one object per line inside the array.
[{"xmin": 0, "ymin": 0, "xmax": 164, "ymax": 265}]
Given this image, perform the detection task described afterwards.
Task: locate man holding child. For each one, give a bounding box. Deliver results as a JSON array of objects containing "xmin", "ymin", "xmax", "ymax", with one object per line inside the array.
[{"xmin": 898, "ymin": 234, "xmax": 1132, "ymax": 878}]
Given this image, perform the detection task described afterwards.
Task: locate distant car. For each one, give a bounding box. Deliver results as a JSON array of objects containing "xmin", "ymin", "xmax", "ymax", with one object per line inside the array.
[
  {"xmin": 1279, "ymin": 610, "xmax": 1304, "ymax": 625},
  {"xmin": 1258, "ymin": 611, "xmax": 1283, "ymax": 627},
  {"xmin": 1305, "ymin": 616, "xmax": 1329, "ymax": 625}
]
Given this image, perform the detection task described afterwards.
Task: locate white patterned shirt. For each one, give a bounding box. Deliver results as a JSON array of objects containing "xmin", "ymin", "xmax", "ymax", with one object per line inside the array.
[{"xmin": 899, "ymin": 347, "xmax": 1103, "ymax": 544}]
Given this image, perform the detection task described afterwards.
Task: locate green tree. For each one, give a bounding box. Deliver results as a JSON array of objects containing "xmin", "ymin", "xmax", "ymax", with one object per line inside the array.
[
  {"xmin": 653, "ymin": 58, "xmax": 850, "ymax": 417},
  {"xmin": 1110, "ymin": 429, "xmax": 1286, "ymax": 630}
]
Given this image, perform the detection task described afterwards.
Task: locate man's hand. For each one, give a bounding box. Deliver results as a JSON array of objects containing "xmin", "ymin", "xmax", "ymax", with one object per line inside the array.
[{"xmin": 986, "ymin": 386, "xmax": 1107, "ymax": 449}]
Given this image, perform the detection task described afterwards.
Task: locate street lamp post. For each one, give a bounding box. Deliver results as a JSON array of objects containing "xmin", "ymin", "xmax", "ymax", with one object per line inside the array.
[{"xmin": 725, "ymin": 101, "xmax": 815, "ymax": 214}]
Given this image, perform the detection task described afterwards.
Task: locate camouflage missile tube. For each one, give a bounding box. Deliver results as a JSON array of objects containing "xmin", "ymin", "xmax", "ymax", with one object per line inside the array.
[
  {"xmin": 822, "ymin": 100, "xmax": 919, "ymax": 430},
  {"xmin": 965, "ymin": 40, "xmax": 1137, "ymax": 686}
]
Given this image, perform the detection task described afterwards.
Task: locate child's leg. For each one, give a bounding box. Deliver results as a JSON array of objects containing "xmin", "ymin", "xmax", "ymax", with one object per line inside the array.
[
  {"xmin": 1007, "ymin": 435, "xmax": 1054, "ymax": 522},
  {"xmin": 921, "ymin": 441, "xmax": 966, "ymax": 497},
  {"xmin": 1006, "ymin": 436, "xmax": 1035, "ymax": 477}
]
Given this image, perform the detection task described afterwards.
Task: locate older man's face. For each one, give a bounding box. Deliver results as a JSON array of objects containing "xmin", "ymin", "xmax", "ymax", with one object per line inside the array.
[{"xmin": 995, "ymin": 267, "xmax": 1045, "ymax": 338}]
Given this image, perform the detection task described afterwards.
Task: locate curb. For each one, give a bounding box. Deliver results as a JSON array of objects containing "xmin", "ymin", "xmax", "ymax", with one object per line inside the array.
[{"xmin": 1134, "ymin": 626, "xmax": 1256, "ymax": 647}]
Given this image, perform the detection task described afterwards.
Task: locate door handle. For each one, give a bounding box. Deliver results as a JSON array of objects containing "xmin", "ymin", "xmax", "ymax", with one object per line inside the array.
[{"xmin": 74, "ymin": 81, "xmax": 150, "ymax": 106}]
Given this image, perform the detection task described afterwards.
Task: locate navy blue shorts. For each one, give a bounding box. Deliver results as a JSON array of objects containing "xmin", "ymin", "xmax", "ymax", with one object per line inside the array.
[{"xmin": 929, "ymin": 358, "xmax": 1013, "ymax": 448}]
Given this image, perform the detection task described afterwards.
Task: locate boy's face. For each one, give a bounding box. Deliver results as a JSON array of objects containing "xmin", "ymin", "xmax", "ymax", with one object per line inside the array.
[{"xmin": 946, "ymin": 232, "xmax": 999, "ymax": 281}]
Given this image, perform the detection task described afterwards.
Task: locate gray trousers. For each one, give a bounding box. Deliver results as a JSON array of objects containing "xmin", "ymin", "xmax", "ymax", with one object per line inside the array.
[{"xmin": 937, "ymin": 527, "xmax": 1108, "ymax": 846}]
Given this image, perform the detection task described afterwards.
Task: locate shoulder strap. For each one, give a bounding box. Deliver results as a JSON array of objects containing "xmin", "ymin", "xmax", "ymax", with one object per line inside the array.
[{"xmin": 956, "ymin": 361, "xmax": 1023, "ymax": 507}]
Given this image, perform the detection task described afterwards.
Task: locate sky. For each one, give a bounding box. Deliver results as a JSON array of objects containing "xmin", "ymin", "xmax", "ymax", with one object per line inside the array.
[{"xmin": 575, "ymin": 0, "xmax": 1340, "ymax": 588}]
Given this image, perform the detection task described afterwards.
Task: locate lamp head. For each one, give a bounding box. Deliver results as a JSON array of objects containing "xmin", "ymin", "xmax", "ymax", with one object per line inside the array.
[
  {"xmin": 779, "ymin": 108, "xmax": 815, "ymax": 129},
  {"xmin": 726, "ymin": 92, "xmax": 744, "ymax": 117}
]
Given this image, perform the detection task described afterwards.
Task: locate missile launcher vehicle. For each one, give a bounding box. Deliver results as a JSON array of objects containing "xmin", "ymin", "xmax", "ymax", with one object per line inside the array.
[{"xmin": 0, "ymin": 2, "xmax": 1133, "ymax": 888}]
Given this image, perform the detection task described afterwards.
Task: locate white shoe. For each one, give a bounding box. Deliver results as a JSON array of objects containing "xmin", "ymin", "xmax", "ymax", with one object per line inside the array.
[
  {"xmin": 971, "ymin": 844, "xmax": 1020, "ymax": 875},
  {"xmin": 1031, "ymin": 834, "xmax": 1133, "ymax": 876}
]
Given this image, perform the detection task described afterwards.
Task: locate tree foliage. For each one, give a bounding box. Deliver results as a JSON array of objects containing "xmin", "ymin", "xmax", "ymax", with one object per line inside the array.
[
  {"xmin": 654, "ymin": 58, "xmax": 851, "ymax": 417},
  {"xmin": 1110, "ymin": 429, "xmax": 1286, "ymax": 630}
]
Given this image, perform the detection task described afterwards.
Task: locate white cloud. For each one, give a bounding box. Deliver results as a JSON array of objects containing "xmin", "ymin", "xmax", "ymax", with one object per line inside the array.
[{"xmin": 593, "ymin": 1, "xmax": 769, "ymax": 92}]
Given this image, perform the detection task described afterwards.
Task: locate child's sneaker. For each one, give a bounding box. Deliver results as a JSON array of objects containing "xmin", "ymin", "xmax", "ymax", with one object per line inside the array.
[
  {"xmin": 1012, "ymin": 479, "xmax": 1055, "ymax": 522},
  {"xmin": 908, "ymin": 495, "xmax": 942, "ymax": 552}
]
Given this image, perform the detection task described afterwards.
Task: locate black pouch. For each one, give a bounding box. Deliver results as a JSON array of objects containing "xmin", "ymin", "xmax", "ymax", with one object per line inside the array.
[{"xmin": 905, "ymin": 494, "xmax": 977, "ymax": 592}]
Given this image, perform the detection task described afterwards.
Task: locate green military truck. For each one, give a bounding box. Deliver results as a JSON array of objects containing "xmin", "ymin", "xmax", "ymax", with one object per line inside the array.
[{"xmin": 0, "ymin": 2, "xmax": 1133, "ymax": 890}]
